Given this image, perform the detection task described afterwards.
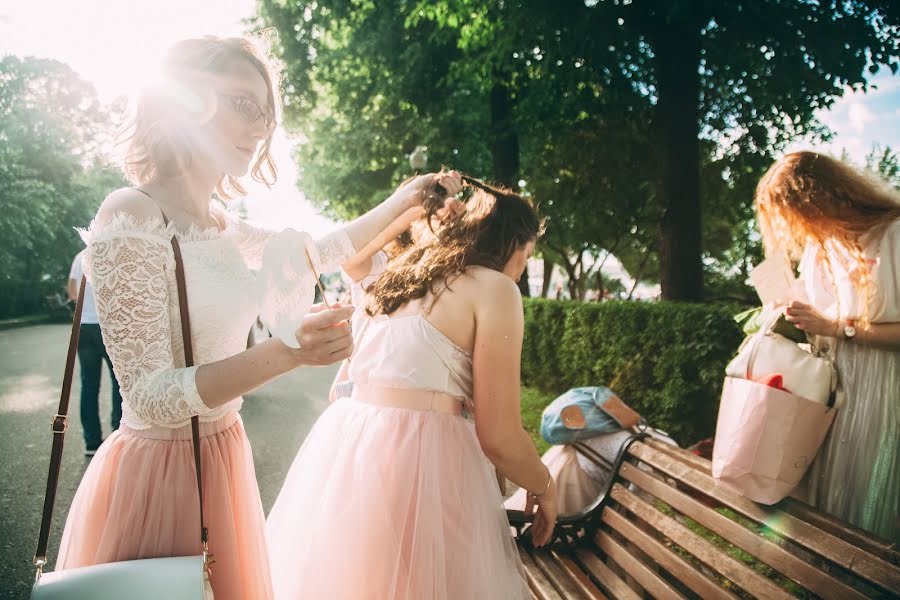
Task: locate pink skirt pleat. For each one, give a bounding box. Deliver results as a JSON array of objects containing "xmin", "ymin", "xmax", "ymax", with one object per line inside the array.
[
  {"xmin": 56, "ymin": 411, "xmax": 273, "ymax": 600},
  {"xmin": 266, "ymin": 396, "xmax": 530, "ymax": 600}
]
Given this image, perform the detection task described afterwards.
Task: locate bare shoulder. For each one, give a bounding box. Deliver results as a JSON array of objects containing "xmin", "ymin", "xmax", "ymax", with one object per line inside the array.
[
  {"xmin": 459, "ymin": 266, "xmax": 523, "ymax": 313},
  {"xmin": 94, "ymin": 187, "xmax": 160, "ymax": 226}
]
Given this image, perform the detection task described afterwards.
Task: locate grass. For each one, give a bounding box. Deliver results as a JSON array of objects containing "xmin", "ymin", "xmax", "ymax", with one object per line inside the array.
[{"xmin": 521, "ymin": 386, "xmax": 554, "ymax": 454}]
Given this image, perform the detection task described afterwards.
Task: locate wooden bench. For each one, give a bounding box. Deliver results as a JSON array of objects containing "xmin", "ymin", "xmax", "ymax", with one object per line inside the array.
[{"xmin": 506, "ymin": 434, "xmax": 900, "ymax": 599}]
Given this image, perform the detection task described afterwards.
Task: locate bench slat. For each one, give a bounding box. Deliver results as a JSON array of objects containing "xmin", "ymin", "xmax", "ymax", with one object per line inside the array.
[
  {"xmin": 520, "ymin": 547, "xmax": 566, "ymax": 600},
  {"xmin": 611, "ymin": 483, "xmax": 795, "ymax": 599},
  {"xmin": 573, "ymin": 548, "xmax": 641, "ymax": 600},
  {"xmin": 628, "ymin": 442, "xmax": 900, "ymax": 593},
  {"xmin": 643, "ymin": 438, "xmax": 900, "ymax": 565},
  {"xmin": 644, "ymin": 437, "xmax": 712, "ymax": 473},
  {"xmin": 551, "ymin": 551, "xmax": 610, "ymax": 600},
  {"xmin": 602, "ymin": 509, "xmax": 739, "ymax": 600},
  {"xmin": 531, "ymin": 548, "xmax": 599, "ymax": 599},
  {"xmin": 780, "ymin": 497, "xmax": 900, "ymax": 565},
  {"xmin": 618, "ymin": 461, "xmax": 869, "ymax": 600},
  {"xmin": 594, "ymin": 529, "xmax": 688, "ymax": 600}
]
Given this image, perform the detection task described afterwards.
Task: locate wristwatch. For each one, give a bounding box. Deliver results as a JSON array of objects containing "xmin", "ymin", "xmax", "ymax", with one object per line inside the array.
[{"xmin": 843, "ymin": 319, "xmax": 857, "ymax": 339}]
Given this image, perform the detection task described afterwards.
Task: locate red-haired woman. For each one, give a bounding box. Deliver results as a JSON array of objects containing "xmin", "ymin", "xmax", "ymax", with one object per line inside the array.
[{"xmin": 755, "ymin": 151, "xmax": 900, "ymax": 542}]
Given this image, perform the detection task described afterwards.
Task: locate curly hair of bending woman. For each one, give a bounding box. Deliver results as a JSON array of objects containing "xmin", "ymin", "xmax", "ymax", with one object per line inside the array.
[
  {"xmin": 366, "ymin": 178, "xmax": 543, "ymax": 316},
  {"xmin": 754, "ymin": 151, "xmax": 900, "ymax": 327},
  {"xmin": 114, "ymin": 34, "xmax": 283, "ymax": 200}
]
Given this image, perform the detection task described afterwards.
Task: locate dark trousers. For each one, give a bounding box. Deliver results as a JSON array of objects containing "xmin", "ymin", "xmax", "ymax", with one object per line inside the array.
[{"xmin": 77, "ymin": 323, "xmax": 122, "ymax": 447}]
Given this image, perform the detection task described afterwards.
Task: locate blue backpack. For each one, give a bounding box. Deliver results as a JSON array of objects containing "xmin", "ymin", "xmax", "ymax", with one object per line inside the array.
[{"xmin": 540, "ymin": 387, "xmax": 643, "ymax": 445}]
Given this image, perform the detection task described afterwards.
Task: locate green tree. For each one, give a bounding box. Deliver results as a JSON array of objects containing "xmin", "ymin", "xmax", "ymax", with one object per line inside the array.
[
  {"xmin": 257, "ymin": 1, "xmax": 898, "ymax": 302},
  {"xmin": 574, "ymin": 0, "xmax": 899, "ymax": 300},
  {"xmin": 257, "ymin": 1, "xmax": 661, "ymax": 297},
  {"xmin": 0, "ymin": 56, "xmax": 122, "ymax": 318},
  {"xmin": 865, "ymin": 144, "xmax": 900, "ymax": 188}
]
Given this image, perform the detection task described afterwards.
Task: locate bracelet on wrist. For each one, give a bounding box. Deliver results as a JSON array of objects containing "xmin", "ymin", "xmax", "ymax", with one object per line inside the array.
[{"xmin": 532, "ymin": 467, "xmax": 552, "ymax": 498}]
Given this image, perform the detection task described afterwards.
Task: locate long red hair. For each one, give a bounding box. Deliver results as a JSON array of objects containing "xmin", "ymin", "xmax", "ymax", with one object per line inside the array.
[{"xmin": 754, "ymin": 151, "xmax": 900, "ymax": 326}]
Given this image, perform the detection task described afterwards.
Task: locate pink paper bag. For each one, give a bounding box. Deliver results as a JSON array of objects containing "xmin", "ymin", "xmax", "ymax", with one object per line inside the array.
[{"xmin": 712, "ymin": 377, "xmax": 836, "ymax": 505}]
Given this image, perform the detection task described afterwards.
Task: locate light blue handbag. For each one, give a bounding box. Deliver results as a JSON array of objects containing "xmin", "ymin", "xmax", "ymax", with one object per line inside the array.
[{"xmin": 540, "ymin": 387, "xmax": 643, "ymax": 445}]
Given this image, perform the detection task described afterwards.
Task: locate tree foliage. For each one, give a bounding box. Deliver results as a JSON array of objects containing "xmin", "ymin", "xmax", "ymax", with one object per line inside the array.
[
  {"xmin": 256, "ymin": 1, "xmax": 899, "ymax": 301},
  {"xmin": 0, "ymin": 56, "xmax": 123, "ymax": 318}
]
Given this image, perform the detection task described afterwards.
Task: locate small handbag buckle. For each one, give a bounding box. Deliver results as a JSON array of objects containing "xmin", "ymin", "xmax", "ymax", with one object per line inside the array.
[
  {"xmin": 51, "ymin": 415, "xmax": 68, "ymax": 434},
  {"xmin": 33, "ymin": 555, "xmax": 46, "ymax": 581}
]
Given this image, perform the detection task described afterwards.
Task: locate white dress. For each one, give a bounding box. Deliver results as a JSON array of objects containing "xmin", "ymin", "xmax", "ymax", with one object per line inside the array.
[
  {"xmin": 799, "ymin": 218, "xmax": 900, "ymax": 543},
  {"xmin": 56, "ymin": 204, "xmax": 356, "ymax": 600}
]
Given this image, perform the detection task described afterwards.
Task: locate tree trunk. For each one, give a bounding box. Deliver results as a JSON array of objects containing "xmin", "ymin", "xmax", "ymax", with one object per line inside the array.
[
  {"xmin": 627, "ymin": 251, "xmax": 652, "ymax": 301},
  {"xmin": 489, "ymin": 70, "xmax": 529, "ymax": 297},
  {"xmin": 541, "ymin": 257, "xmax": 554, "ymax": 298},
  {"xmin": 651, "ymin": 20, "xmax": 704, "ymax": 302}
]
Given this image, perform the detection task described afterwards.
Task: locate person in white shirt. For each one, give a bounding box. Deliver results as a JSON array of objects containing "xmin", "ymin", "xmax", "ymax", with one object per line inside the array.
[{"xmin": 67, "ymin": 249, "xmax": 122, "ymax": 456}]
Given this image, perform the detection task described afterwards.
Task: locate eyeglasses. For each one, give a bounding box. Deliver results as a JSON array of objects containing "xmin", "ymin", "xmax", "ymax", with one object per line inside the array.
[{"xmin": 217, "ymin": 92, "xmax": 275, "ymax": 130}]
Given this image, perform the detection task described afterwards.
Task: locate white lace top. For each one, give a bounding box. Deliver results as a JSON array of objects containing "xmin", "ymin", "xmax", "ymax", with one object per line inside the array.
[{"xmin": 78, "ymin": 205, "xmax": 356, "ymax": 430}]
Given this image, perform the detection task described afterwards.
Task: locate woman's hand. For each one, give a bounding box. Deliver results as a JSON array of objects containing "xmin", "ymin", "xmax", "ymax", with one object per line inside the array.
[
  {"xmin": 393, "ymin": 171, "xmax": 463, "ymax": 209},
  {"xmin": 784, "ymin": 301, "xmax": 839, "ymax": 337},
  {"xmin": 525, "ymin": 474, "xmax": 558, "ymax": 547},
  {"xmin": 292, "ymin": 303, "xmax": 354, "ymax": 366}
]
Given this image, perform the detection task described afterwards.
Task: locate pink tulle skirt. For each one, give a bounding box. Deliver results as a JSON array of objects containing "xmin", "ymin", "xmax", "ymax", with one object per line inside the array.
[
  {"xmin": 266, "ymin": 396, "xmax": 530, "ymax": 599},
  {"xmin": 57, "ymin": 411, "xmax": 273, "ymax": 600}
]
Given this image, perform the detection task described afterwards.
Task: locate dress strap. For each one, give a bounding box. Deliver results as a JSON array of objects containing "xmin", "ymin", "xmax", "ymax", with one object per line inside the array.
[{"xmin": 423, "ymin": 282, "xmax": 450, "ymax": 315}]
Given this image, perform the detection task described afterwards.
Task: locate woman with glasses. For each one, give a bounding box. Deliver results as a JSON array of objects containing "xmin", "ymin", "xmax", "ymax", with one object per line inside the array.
[{"xmin": 54, "ymin": 35, "xmax": 461, "ymax": 600}]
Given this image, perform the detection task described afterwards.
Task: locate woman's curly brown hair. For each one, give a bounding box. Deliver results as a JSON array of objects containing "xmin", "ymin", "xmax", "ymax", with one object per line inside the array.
[
  {"xmin": 366, "ymin": 178, "xmax": 543, "ymax": 316},
  {"xmin": 754, "ymin": 151, "xmax": 900, "ymax": 327}
]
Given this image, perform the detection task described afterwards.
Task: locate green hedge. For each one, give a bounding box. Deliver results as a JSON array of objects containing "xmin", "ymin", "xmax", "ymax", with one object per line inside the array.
[{"xmin": 521, "ymin": 299, "xmax": 746, "ymax": 447}]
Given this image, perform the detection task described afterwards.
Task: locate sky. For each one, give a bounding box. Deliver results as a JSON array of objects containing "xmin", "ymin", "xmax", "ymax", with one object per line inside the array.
[
  {"xmin": 0, "ymin": 0, "xmax": 336, "ymax": 236},
  {"xmin": 2, "ymin": 0, "xmax": 899, "ymax": 293}
]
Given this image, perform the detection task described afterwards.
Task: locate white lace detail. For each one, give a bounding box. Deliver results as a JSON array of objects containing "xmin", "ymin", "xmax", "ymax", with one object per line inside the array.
[
  {"xmin": 79, "ymin": 218, "xmax": 210, "ymax": 428},
  {"xmin": 81, "ymin": 211, "xmax": 223, "ymax": 246},
  {"xmin": 315, "ymin": 229, "xmax": 357, "ymax": 274},
  {"xmin": 220, "ymin": 212, "xmax": 275, "ymax": 270},
  {"xmin": 77, "ymin": 209, "xmax": 358, "ymax": 426}
]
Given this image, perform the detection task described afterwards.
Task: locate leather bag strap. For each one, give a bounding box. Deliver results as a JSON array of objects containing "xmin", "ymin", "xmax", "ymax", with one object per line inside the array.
[{"xmin": 33, "ymin": 277, "xmax": 86, "ymax": 573}]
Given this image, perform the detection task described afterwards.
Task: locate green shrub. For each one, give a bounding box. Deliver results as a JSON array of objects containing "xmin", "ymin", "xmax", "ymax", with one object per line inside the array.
[{"xmin": 521, "ymin": 299, "xmax": 746, "ymax": 447}]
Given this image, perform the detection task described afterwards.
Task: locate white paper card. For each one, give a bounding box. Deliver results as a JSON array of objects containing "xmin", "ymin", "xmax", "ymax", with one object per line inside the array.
[{"xmin": 750, "ymin": 252, "xmax": 796, "ymax": 305}]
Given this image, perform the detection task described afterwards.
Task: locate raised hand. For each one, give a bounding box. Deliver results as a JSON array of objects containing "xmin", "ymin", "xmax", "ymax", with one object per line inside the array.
[{"xmin": 293, "ymin": 303, "xmax": 355, "ymax": 366}]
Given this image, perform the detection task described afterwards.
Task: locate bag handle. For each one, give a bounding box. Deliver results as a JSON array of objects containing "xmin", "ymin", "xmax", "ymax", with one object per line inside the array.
[
  {"xmin": 167, "ymin": 217, "xmax": 211, "ymax": 562},
  {"xmin": 744, "ymin": 308, "xmax": 785, "ymax": 380}
]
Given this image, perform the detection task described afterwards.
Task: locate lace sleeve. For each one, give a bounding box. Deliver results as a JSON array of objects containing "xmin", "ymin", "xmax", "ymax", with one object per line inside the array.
[
  {"xmin": 81, "ymin": 222, "xmax": 210, "ymax": 426},
  {"xmin": 313, "ymin": 228, "xmax": 357, "ymax": 274}
]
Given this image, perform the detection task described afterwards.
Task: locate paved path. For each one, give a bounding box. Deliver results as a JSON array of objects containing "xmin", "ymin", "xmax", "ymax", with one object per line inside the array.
[{"xmin": 0, "ymin": 324, "xmax": 336, "ymax": 598}]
